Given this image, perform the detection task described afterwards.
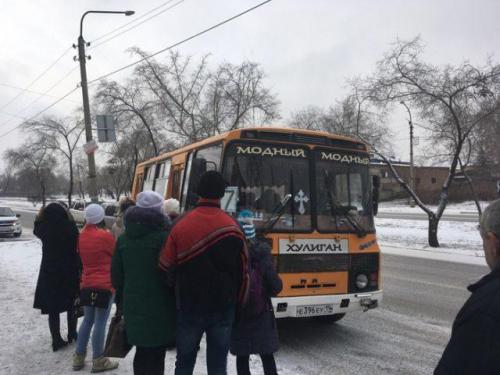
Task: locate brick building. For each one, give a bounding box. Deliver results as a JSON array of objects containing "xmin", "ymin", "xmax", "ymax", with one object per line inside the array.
[{"xmin": 370, "ymin": 159, "xmax": 500, "ymax": 203}]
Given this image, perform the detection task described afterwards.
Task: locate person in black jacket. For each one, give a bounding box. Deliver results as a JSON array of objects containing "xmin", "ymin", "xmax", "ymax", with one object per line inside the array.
[
  {"xmin": 159, "ymin": 171, "xmax": 249, "ymax": 375},
  {"xmin": 230, "ymin": 212, "xmax": 283, "ymax": 375},
  {"xmin": 33, "ymin": 203, "xmax": 81, "ymax": 352},
  {"xmin": 434, "ymin": 199, "xmax": 500, "ymax": 374}
]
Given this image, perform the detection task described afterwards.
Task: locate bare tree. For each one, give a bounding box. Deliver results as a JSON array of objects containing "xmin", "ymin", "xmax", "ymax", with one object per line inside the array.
[
  {"xmin": 25, "ymin": 116, "xmax": 84, "ymax": 206},
  {"xmin": 5, "ymin": 138, "xmax": 57, "ymax": 206},
  {"xmin": 95, "ymin": 79, "xmax": 162, "ymax": 156},
  {"xmin": 290, "ymin": 91, "xmax": 391, "ymax": 152},
  {"xmin": 202, "ymin": 61, "xmax": 280, "ymax": 134},
  {"xmin": 130, "ymin": 49, "xmax": 280, "ymax": 144},
  {"xmin": 363, "ymin": 36, "xmax": 500, "ymax": 246}
]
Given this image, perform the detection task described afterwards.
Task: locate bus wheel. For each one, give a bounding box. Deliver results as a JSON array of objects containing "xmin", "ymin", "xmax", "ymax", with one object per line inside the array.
[{"xmin": 315, "ymin": 313, "xmax": 345, "ymax": 323}]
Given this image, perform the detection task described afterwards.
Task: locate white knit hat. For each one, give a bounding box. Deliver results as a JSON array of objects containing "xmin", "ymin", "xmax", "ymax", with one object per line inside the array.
[
  {"xmin": 163, "ymin": 198, "xmax": 180, "ymax": 215},
  {"xmin": 85, "ymin": 204, "xmax": 105, "ymax": 225},
  {"xmin": 137, "ymin": 191, "xmax": 164, "ymax": 212}
]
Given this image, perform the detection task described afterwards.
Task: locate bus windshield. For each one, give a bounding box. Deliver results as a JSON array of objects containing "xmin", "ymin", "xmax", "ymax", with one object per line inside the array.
[
  {"xmin": 315, "ymin": 149, "xmax": 374, "ymax": 232},
  {"xmin": 223, "ymin": 142, "xmax": 312, "ymax": 232}
]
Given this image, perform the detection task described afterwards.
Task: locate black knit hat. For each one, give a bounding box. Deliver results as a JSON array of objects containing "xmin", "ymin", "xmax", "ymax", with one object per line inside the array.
[{"xmin": 196, "ymin": 171, "xmax": 227, "ymax": 199}]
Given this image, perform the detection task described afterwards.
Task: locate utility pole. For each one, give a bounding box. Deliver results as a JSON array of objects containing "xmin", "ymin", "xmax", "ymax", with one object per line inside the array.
[
  {"xmin": 75, "ymin": 10, "xmax": 134, "ymax": 203},
  {"xmin": 77, "ymin": 33, "xmax": 98, "ymax": 202},
  {"xmin": 400, "ymin": 101, "xmax": 415, "ymax": 207}
]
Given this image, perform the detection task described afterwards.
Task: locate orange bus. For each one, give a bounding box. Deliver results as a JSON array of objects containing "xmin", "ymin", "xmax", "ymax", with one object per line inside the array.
[{"xmin": 132, "ymin": 127, "xmax": 382, "ymax": 321}]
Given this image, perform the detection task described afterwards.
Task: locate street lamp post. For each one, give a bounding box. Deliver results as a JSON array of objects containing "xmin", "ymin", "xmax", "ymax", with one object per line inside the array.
[
  {"xmin": 400, "ymin": 101, "xmax": 415, "ymax": 207},
  {"xmin": 77, "ymin": 10, "xmax": 134, "ymax": 203}
]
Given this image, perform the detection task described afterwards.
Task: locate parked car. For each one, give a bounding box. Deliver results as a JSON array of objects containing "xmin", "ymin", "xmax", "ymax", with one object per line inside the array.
[
  {"xmin": 101, "ymin": 202, "xmax": 119, "ymax": 229},
  {"xmin": 68, "ymin": 199, "xmax": 88, "ymax": 225},
  {"xmin": 0, "ymin": 206, "xmax": 22, "ymax": 237},
  {"xmin": 69, "ymin": 199, "xmax": 118, "ymax": 229}
]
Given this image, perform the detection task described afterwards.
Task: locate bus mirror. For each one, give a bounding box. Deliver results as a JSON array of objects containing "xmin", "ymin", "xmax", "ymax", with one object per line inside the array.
[{"xmin": 372, "ymin": 175, "xmax": 380, "ymax": 216}]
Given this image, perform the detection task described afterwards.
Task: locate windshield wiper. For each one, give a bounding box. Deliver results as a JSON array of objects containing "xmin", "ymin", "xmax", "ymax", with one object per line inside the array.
[
  {"xmin": 261, "ymin": 194, "xmax": 293, "ymax": 235},
  {"xmin": 323, "ymin": 170, "xmax": 367, "ymax": 238}
]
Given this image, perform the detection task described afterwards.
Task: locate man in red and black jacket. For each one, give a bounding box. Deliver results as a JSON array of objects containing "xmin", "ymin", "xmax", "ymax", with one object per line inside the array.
[{"xmin": 159, "ymin": 171, "xmax": 249, "ymax": 375}]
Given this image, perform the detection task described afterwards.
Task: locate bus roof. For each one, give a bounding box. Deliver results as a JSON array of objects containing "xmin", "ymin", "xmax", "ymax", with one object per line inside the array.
[{"xmin": 136, "ymin": 127, "xmax": 368, "ymax": 169}]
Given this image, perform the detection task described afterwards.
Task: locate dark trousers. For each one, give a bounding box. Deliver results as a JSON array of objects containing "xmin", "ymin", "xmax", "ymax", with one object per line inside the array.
[
  {"xmin": 236, "ymin": 354, "xmax": 278, "ymax": 375},
  {"xmin": 48, "ymin": 308, "xmax": 77, "ymax": 342},
  {"xmin": 175, "ymin": 307, "xmax": 235, "ymax": 375},
  {"xmin": 133, "ymin": 346, "xmax": 167, "ymax": 375}
]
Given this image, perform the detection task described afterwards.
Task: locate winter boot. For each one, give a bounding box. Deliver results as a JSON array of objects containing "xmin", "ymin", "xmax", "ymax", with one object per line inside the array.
[
  {"xmin": 91, "ymin": 357, "xmax": 119, "ymax": 373},
  {"xmin": 68, "ymin": 331, "xmax": 78, "ymax": 344},
  {"xmin": 72, "ymin": 352, "xmax": 86, "ymax": 371},
  {"xmin": 52, "ymin": 338, "xmax": 68, "ymax": 352}
]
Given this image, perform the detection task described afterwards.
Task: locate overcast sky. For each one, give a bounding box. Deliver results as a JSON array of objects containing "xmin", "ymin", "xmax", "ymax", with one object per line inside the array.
[{"xmin": 1, "ymin": 0, "xmax": 499, "ymax": 170}]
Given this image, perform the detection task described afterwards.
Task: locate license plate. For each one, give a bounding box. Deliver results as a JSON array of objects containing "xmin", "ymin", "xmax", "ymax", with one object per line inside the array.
[
  {"xmin": 296, "ymin": 304, "xmax": 334, "ymax": 317},
  {"xmin": 0, "ymin": 227, "xmax": 13, "ymax": 233}
]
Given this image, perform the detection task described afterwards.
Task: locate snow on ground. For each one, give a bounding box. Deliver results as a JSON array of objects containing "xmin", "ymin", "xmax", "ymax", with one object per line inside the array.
[
  {"xmin": 378, "ymin": 199, "xmax": 489, "ymax": 215},
  {"xmin": 0, "ymin": 198, "xmax": 41, "ymax": 211},
  {"xmin": 0, "ymin": 198, "xmax": 488, "ymax": 374},
  {"xmin": 0, "ymin": 238, "xmax": 290, "ymax": 375},
  {"xmin": 375, "ymin": 216, "xmax": 486, "ymax": 266}
]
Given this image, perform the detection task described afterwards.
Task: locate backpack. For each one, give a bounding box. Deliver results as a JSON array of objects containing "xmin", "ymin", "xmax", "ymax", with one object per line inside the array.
[{"xmin": 243, "ymin": 258, "xmax": 267, "ymax": 317}]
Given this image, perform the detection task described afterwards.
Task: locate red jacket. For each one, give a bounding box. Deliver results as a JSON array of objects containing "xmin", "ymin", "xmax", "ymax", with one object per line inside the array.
[{"xmin": 78, "ymin": 225, "xmax": 116, "ymax": 291}]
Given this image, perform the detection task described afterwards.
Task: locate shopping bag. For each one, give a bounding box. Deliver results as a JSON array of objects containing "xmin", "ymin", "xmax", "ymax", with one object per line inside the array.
[{"xmin": 104, "ymin": 313, "xmax": 132, "ymax": 358}]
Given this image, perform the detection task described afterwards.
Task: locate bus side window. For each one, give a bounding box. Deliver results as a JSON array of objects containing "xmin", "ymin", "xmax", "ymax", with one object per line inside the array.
[
  {"xmin": 143, "ymin": 165, "xmax": 156, "ymax": 191},
  {"xmin": 154, "ymin": 160, "xmax": 171, "ymax": 197}
]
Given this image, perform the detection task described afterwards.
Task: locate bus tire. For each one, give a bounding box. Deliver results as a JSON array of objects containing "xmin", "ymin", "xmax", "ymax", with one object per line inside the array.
[{"xmin": 315, "ymin": 313, "xmax": 346, "ymax": 323}]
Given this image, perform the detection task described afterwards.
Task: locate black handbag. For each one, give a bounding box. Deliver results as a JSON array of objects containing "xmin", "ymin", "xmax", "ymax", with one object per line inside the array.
[
  {"xmin": 79, "ymin": 288, "xmax": 112, "ymax": 309},
  {"xmin": 73, "ymin": 297, "xmax": 84, "ymax": 318},
  {"xmin": 104, "ymin": 312, "xmax": 132, "ymax": 358}
]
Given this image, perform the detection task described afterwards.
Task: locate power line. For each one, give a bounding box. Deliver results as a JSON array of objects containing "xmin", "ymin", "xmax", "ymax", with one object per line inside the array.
[
  {"xmin": 0, "ymin": 82, "xmax": 79, "ymax": 103},
  {"xmin": 0, "ymin": 0, "xmax": 185, "ymax": 125},
  {"xmin": 0, "ymin": 87, "xmax": 79, "ymax": 138},
  {"xmin": 0, "ymin": 0, "xmax": 272, "ymax": 138},
  {"xmin": 90, "ymin": 0, "xmax": 185, "ymax": 50},
  {"xmin": 90, "ymin": 0, "xmax": 182, "ymax": 44},
  {"xmin": 88, "ymin": 0, "xmax": 272, "ymax": 85},
  {"xmin": 0, "ymin": 110, "xmax": 27, "ymax": 120},
  {"xmin": 0, "ymin": 66, "xmax": 79, "ymax": 129},
  {"xmin": 0, "ymin": 46, "xmax": 73, "ymax": 112}
]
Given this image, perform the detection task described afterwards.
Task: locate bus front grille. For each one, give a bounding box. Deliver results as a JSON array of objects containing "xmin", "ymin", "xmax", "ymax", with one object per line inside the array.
[{"xmin": 278, "ymin": 254, "xmax": 349, "ymax": 273}]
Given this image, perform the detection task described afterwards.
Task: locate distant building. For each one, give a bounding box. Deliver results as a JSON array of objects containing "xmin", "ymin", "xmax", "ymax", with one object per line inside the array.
[{"xmin": 370, "ymin": 159, "xmax": 499, "ymax": 203}]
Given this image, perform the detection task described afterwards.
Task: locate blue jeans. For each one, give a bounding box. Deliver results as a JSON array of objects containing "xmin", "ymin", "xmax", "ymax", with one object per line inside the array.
[
  {"xmin": 76, "ymin": 296, "xmax": 114, "ymax": 359},
  {"xmin": 175, "ymin": 306, "xmax": 235, "ymax": 375}
]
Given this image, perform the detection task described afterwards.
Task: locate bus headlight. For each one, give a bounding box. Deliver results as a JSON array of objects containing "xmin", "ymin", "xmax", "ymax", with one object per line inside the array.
[{"xmin": 356, "ymin": 274, "xmax": 369, "ymax": 289}]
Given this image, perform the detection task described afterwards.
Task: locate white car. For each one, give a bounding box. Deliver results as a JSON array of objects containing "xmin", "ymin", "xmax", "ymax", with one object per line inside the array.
[{"xmin": 0, "ymin": 206, "xmax": 22, "ymax": 237}]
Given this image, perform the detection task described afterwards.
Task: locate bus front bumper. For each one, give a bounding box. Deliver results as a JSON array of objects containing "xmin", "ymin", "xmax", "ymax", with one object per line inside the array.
[{"xmin": 271, "ymin": 290, "xmax": 383, "ymax": 318}]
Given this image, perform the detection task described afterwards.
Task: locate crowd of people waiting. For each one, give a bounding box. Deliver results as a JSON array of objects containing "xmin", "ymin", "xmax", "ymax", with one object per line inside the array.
[{"xmin": 32, "ymin": 171, "xmax": 282, "ymax": 375}]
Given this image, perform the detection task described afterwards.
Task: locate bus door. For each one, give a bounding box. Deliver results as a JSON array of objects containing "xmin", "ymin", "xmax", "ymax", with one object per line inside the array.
[{"xmin": 169, "ymin": 163, "xmax": 183, "ymax": 201}]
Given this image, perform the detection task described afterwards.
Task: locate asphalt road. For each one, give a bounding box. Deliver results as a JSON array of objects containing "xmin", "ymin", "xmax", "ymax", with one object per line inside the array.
[
  {"xmin": 11, "ymin": 208, "xmax": 487, "ymax": 374},
  {"xmin": 377, "ymin": 211, "xmax": 478, "ymax": 222},
  {"xmin": 275, "ymin": 254, "xmax": 487, "ymax": 375}
]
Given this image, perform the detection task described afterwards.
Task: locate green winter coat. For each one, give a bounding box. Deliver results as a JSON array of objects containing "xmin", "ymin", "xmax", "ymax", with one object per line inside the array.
[{"xmin": 111, "ymin": 206, "xmax": 176, "ymax": 347}]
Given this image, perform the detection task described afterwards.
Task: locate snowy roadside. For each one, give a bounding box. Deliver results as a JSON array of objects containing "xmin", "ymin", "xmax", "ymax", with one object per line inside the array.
[
  {"xmin": 0, "ymin": 239, "xmax": 293, "ymax": 375},
  {"xmin": 375, "ymin": 216, "xmax": 486, "ymax": 266},
  {"xmin": 378, "ymin": 199, "xmax": 487, "ymax": 215}
]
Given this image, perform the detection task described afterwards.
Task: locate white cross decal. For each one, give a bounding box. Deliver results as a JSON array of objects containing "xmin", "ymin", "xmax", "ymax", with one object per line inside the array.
[{"xmin": 294, "ymin": 190, "xmax": 309, "ymax": 215}]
